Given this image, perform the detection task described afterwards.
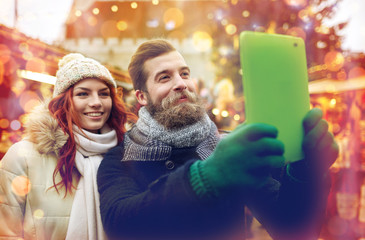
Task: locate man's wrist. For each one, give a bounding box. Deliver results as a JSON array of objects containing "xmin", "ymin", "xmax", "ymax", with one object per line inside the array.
[{"xmin": 189, "ymin": 160, "xmax": 218, "ymax": 199}]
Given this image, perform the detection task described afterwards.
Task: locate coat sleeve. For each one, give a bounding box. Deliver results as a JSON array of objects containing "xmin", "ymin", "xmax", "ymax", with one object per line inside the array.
[
  {"xmin": 0, "ymin": 141, "xmax": 28, "ymax": 239},
  {"xmin": 97, "ymin": 144, "xmax": 243, "ymax": 239}
]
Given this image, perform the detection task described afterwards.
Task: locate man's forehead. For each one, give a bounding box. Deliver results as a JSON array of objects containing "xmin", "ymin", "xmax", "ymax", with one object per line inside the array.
[{"xmin": 145, "ymin": 51, "xmax": 187, "ymax": 74}]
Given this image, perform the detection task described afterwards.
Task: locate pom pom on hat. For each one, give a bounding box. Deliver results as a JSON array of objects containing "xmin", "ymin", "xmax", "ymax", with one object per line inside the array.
[{"xmin": 54, "ymin": 53, "xmax": 117, "ymax": 97}]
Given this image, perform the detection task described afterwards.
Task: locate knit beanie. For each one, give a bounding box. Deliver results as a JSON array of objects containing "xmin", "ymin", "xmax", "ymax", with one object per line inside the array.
[{"xmin": 53, "ymin": 53, "xmax": 117, "ymax": 97}]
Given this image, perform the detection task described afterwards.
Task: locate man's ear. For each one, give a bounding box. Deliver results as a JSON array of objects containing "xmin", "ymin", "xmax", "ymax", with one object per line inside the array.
[{"xmin": 135, "ymin": 90, "xmax": 148, "ymax": 106}]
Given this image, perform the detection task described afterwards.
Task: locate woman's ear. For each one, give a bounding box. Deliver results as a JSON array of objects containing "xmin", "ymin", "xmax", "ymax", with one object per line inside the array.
[{"xmin": 135, "ymin": 90, "xmax": 148, "ymax": 106}]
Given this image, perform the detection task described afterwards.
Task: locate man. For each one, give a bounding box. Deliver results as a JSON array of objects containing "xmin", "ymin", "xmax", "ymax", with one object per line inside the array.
[{"xmin": 97, "ymin": 39, "xmax": 338, "ymax": 240}]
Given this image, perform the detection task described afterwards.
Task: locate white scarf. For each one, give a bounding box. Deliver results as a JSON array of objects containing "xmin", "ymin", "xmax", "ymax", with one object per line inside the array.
[{"xmin": 66, "ymin": 125, "xmax": 117, "ymax": 240}]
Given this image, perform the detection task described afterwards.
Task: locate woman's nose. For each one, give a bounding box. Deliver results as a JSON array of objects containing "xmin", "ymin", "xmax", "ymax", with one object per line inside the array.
[{"xmin": 89, "ymin": 94, "xmax": 102, "ymax": 107}]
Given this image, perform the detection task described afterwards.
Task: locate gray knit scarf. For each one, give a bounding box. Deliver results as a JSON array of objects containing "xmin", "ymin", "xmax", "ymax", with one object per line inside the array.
[{"xmin": 123, "ymin": 107, "xmax": 221, "ymax": 161}]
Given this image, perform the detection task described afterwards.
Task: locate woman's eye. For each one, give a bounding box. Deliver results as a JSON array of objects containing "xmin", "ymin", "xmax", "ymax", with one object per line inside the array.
[
  {"xmin": 100, "ymin": 92, "xmax": 110, "ymax": 97},
  {"xmin": 76, "ymin": 92, "xmax": 88, "ymax": 96}
]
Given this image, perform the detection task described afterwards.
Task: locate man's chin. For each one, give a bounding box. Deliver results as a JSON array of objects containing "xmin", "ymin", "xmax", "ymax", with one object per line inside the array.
[{"xmin": 154, "ymin": 102, "xmax": 206, "ymax": 129}]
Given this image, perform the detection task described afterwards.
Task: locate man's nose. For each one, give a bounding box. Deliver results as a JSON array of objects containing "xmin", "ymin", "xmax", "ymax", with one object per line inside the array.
[{"xmin": 173, "ymin": 75, "xmax": 187, "ymax": 91}]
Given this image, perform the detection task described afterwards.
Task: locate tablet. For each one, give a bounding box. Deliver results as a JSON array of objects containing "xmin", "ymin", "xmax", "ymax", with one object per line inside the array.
[{"xmin": 239, "ymin": 31, "xmax": 310, "ymax": 163}]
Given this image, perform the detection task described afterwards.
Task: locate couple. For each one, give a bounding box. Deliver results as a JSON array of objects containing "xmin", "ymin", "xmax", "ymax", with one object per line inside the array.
[{"xmin": 0, "ymin": 39, "xmax": 338, "ymax": 240}]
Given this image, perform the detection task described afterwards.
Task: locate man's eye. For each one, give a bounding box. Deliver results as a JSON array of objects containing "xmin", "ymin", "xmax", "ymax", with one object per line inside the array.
[
  {"xmin": 181, "ymin": 72, "xmax": 190, "ymax": 78},
  {"xmin": 159, "ymin": 75, "xmax": 170, "ymax": 81}
]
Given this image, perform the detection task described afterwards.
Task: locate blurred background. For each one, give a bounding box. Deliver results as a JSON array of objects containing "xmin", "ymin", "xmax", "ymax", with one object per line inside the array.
[{"xmin": 0, "ymin": 0, "xmax": 364, "ymax": 239}]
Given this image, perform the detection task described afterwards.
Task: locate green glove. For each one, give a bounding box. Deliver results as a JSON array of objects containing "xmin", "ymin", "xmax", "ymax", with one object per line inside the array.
[
  {"xmin": 288, "ymin": 108, "xmax": 339, "ymax": 181},
  {"xmin": 190, "ymin": 123, "xmax": 285, "ymax": 198}
]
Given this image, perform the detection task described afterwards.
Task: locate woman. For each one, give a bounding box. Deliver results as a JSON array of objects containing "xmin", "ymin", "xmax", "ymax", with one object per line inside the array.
[{"xmin": 0, "ymin": 53, "xmax": 135, "ymax": 239}]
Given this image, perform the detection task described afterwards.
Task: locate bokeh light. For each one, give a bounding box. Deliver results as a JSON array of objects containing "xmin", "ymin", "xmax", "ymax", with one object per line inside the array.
[
  {"xmin": 34, "ymin": 209, "xmax": 44, "ymax": 219},
  {"xmin": 348, "ymin": 66, "xmax": 365, "ymax": 79},
  {"xmin": 117, "ymin": 21, "xmax": 128, "ymax": 31},
  {"xmin": 212, "ymin": 108, "xmax": 220, "ymax": 116},
  {"xmin": 111, "ymin": 5, "xmax": 118, "ymax": 12},
  {"xmin": 87, "ymin": 16, "xmax": 98, "ymax": 26},
  {"xmin": 11, "ymin": 79, "xmax": 26, "ymax": 97},
  {"xmin": 25, "ymin": 58, "xmax": 46, "ymax": 73},
  {"xmin": 225, "ymin": 24, "xmax": 237, "ymax": 35},
  {"xmin": 131, "ymin": 2, "xmax": 138, "ymax": 9},
  {"xmin": 316, "ymin": 41, "xmax": 327, "ymax": 49},
  {"xmin": 192, "ymin": 31, "xmax": 212, "ymax": 52},
  {"xmin": 221, "ymin": 110, "xmax": 229, "ymax": 117},
  {"xmin": 336, "ymin": 69, "xmax": 347, "ymax": 80},
  {"xmin": 11, "ymin": 176, "xmax": 31, "ymax": 196},
  {"xmin": 92, "ymin": 8, "xmax": 99, "ymax": 15},
  {"xmin": 10, "ymin": 120, "xmax": 21, "ymax": 131},
  {"xmin": 242, "ymin": 10, "xmax": 250, "ymax": 18},
  {"xmin": 324, "ymin": 51, "xmax": 344, "ymax": 72},
  {"xmin": 18, "ymin": 42, "xmax": 29, "ymax": 52},
  {"xmin": 0, "ymin": 44, "xmax": 11, "ymax": 64},
  {"xmin": 287, "ymin": 27, "xmax": 306, "ymax": 40},
  {"xmin": 0, "ymin": 119, "xmax": 10, "ymax": 129},
  {"xmin": 19, "ymin": 90, "xmax": 40, "ymax": 112},
  {"xmin": 284, "ymin": 0, "xmax": 308, "ymax": 8},
  {"xmin": 163, "ymin": 8, "xmax": 184, "ymax": 29},
  {"xmin": 75, "ymin": 10, "xmax": 82, "ymax": 17}
]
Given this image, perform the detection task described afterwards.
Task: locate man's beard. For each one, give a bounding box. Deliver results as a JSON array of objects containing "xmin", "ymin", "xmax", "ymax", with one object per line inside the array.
[{"xmin": 145, "ymin": 90, "xmax": 206, "ymax": 130}]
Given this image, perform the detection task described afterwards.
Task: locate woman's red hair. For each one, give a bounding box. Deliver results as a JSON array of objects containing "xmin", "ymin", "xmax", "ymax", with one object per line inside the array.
[{"xmin": 48, "ymin": 83, "xmax": 137, "ymax": 196}]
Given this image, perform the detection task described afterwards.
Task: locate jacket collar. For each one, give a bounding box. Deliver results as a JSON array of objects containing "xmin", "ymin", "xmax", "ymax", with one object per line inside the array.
[{"xmin": 24, "ymin": 100, "xmax": 68, "ymax": 156}]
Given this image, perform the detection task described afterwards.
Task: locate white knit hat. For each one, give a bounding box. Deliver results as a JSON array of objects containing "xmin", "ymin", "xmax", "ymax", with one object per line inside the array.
[{"xmin": 54, "ymin": 53, "xmax": 117, "ymax": 97}]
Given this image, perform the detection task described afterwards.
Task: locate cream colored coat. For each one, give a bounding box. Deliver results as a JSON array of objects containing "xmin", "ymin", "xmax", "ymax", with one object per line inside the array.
[{"xmin": 0, "ymin": 102, "xmax": 79, "ymax": 240}]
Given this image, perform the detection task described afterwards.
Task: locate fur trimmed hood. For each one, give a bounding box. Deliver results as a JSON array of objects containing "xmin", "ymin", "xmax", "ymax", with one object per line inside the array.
[{"xmin": 24, "ymin": 100, "xmax": 68, "ymax": 156}]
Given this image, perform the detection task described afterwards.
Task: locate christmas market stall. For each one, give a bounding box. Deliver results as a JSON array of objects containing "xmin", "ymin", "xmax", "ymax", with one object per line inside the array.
[{"xmin": 309, "ymin": 76, "xmax": 365, "ymax": 239}]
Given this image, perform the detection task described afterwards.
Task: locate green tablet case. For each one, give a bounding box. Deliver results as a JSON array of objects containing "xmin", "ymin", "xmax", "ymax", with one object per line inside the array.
[{"xmin": 239, "ymin": 31, "xmax": 310, "ymax": 162}]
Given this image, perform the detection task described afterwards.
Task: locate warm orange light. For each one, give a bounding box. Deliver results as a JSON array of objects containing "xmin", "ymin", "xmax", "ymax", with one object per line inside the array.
[
  {"xmin": 324, "ymin": 51, "xmax": 344, "ymax": 72},
  {"xmin": 0, "ymin": 119, "xmax": 9, "ymax": 129},
  {"xmin": 117, "ymin": 21, "xmax": 128, "ymax": 31},
  {"xmin": 192, "ymin": 31, "xmax": 212, "ymax": 52},
  {"xmin": 101, "ymin": 20, "xmax": 119, "ymax": 38},
  {"xmin": 25, "ymin": 58, "xmax": 46, "ymax": 73},
  {"xmin": 287, "ymin": 27, "xmax": 306, "ymax": 40},
  {"xmin": 212, "ymin": 108, "xmax": 220, "ymax": 116},
  {"xmin": 19, "ymin": 90, "xmax": 40, "ymax": 112},
  {"xmin": 92, "ymin": 8, "xmax": 100, "ymax": 15},
  {"xmin": 75, "ymin": 10, "xmax": 82, "ymax": 17},
  {"xmin": 18, "ymin": 42, "xmax": 29, "ymax": 52},
  {"xmin": 111, "ymin": 5, "xmax": 118, "ymax": 12},
  {"xmin": 0, "ymin": 44, "xmax": 11, "ymax": 64},
  {"xmin": 163, "ymin": 8, "xmax": 184, "ymax": 29},
  {"xmin": 348, "ymin": 66, "xmax": 365, "ymax": 79},
  {"xmin": 87, "ymin": 16, "xmax": 98, "ymax": 26},
  {"xmin": 242, "ymin": 10, "xmax": 250, "ymax": 18},
  {"xmin": 131, "ymin": 2, "xmax": 138, "ymax": 9},
  {"xmin": 11, "ymin": 79, "xmax": 26, "ymax": 97},
  {"xmin": 225, "ymin": 24, "xmax": 237, "ymax": 35},
  {"xmin": 284, "ymin": 0, "xmax": 307, "ymax": 7},
  {"xmin": 11, "ymin": 176, "xmax": 31, "ymax": 196}
]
